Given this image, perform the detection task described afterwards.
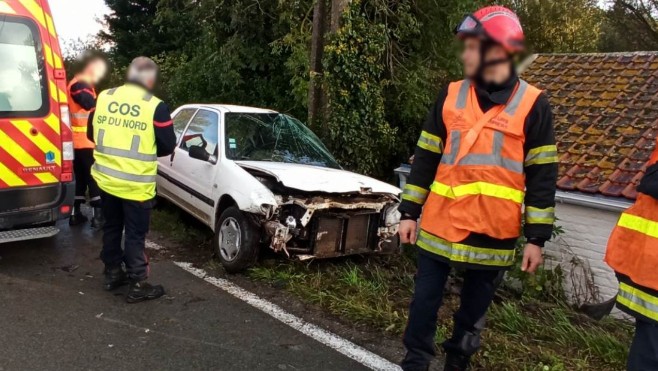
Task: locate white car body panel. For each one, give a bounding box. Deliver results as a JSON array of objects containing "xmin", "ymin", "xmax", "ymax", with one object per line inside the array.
[{"xmin": 234, "ymin": 161, "xmax": 401, "ymax": 195}]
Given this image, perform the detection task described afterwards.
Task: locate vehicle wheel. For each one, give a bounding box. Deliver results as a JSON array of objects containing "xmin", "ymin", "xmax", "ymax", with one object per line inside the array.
[{"xmin": 214, "ymin": 206, "xmax": 260, "ymax": 273}]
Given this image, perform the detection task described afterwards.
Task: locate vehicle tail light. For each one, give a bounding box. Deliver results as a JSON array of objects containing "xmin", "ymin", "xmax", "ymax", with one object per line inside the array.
[{"xmin": 60, "ymin": 106, "xmax": 74, "ymax": 183}]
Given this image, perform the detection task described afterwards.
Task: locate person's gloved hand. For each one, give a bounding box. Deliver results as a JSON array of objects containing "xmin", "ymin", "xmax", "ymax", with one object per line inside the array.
[{"xmin": 638, "ymin": 163, "xmax": 658, "ymax": 200}]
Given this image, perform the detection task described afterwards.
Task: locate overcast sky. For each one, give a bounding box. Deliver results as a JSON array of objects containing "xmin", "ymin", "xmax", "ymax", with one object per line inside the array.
[{"xmin": 50, "ymin": 0, "xmax": 109, "ymax": 44}]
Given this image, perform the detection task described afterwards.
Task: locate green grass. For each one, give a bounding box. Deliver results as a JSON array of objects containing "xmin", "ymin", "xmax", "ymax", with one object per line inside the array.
[
  {"xmin": 150, "ymin": 200, "xmax": 212, "ymax": 246},
  {"xmin": 248, "ymin": 248, "xmax": 633, "ymax": 371},
  {"xmin": 478, "ymin": 301, "xmax": 631, "ymax": 370}
]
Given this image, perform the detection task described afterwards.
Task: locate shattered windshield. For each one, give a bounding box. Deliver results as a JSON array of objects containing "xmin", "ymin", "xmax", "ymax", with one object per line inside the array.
[{"xmin": 224, "ymin": 112, "xmax": 340, "ymax": 169}]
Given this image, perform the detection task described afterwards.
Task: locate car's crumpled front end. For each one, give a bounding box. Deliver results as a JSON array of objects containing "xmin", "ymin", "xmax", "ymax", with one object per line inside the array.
[
  {"xmin": 237, "ymin": 162, "xmax": 401, "ymax": 259},
  {"xmin": 264, "ymin": 193, "xmax": 400, "ymax": 259}
]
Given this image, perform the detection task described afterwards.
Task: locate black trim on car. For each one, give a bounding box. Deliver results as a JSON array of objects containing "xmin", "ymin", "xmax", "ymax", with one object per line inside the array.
[{"xmin": 157, "ymin": 170, "xmax": 215, "ymax": 207}]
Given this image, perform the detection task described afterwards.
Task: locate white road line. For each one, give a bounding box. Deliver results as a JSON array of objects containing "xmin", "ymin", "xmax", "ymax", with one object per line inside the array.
[{"xmin": 173, "ymin": 261, "xmax": 402, "ymax": 371}]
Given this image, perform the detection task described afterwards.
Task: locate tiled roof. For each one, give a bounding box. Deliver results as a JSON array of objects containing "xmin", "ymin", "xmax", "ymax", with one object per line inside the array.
[{"xmin": 521, "ymin": 52, "xmax": 658, "ymax": 201}]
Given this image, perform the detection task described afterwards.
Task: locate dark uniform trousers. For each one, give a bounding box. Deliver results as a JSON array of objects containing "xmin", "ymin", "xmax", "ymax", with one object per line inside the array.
[
  {"xmin": 628, "ymin": 319, "xmax": 658, "ymax": 371},
  {"xmin": 100, "ymin": 190, "xmax": 155, "ymax": 281},
  {"xmin": 73, "ymin": 148, "xmax": 101, "ymax": 207},
  {"xmin": 402, "ymin": 250, "xmax": 502, "ymax": 370}
]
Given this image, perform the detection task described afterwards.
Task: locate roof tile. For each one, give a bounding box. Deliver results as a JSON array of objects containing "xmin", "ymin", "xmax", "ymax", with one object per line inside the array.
[{"xmin": 522, "ymin": 52, "xmax": 658, "ymax": 201}]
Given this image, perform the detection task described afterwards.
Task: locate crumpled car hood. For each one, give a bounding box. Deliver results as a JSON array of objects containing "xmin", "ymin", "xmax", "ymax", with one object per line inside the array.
[{"xmin": 235, "ymin": 161, "xmax": 401, "ymax": 195}]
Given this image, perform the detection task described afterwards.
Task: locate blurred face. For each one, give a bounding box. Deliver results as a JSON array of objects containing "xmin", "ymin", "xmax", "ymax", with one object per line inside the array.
[
  {"xmin": 86, "ymin": 59, "xmax": 107, "ymax": 85},
  {"xmin": 461, "ymin": 37, "xmax": 480, "ymax": 78},
  {"xmin": 143, "ymin": 76, "xmax": 156, "ymax": 90},
  {"xmin": 482, "ymin": 44, "xmax": 512, "ymax": 83}
]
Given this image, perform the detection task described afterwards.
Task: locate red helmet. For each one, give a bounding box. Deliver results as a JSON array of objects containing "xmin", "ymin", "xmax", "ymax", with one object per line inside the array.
[{"xmin": 455, "ymin": 6, "xmax": 525, "ymax": 53}]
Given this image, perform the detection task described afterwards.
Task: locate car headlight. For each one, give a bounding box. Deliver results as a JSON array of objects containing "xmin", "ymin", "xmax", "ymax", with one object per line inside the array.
[
  {"xmin": 383, "ymin": 203, "xmax": 401, "ymax": 227},
  {"xmin": 260, "ymin": 203, "xmax": 274, "ymax": 217}
]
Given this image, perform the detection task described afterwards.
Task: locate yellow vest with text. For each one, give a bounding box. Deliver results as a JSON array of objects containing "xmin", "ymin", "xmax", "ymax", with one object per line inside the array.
[{"xmin": 91, "ymin": 84, "xmax": 160, "ymax": 201}]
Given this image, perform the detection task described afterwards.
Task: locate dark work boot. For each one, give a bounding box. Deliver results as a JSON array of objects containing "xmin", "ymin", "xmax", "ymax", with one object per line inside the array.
[
  {"xmin": 444, "ymin": 353, "xmax": 470, "ymax": 371},
  {"xmin": 126, "ymin": 281, "xmax": 165, "ymax": 304},
  {"xmin": 91, "ymin": 207, "xmax": 105, "ymax": 229},
  {"xmin": 103, "ymin": 266, "xmax": 128, "ymax": 291},
  {"xmin": 69, "ymin": 205, "xmax": 88, "ymax": 226}
]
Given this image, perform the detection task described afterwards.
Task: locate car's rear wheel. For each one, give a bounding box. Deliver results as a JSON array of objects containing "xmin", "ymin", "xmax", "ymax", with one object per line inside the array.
[{"xmin": 214, "ymin": 206, "xmax": 259, "ymax": 273}]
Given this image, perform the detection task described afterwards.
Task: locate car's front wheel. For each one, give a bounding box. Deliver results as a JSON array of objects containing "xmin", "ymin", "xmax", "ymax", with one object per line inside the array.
[{"xmin": 214, "ymin": 206, "xmax": 260, "ymax": 273}]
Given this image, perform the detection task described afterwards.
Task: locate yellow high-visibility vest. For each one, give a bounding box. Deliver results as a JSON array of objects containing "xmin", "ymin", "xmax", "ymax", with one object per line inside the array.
[{"xmin": 91, "ymin": 84, "xmax": 160, "ymax": 201}]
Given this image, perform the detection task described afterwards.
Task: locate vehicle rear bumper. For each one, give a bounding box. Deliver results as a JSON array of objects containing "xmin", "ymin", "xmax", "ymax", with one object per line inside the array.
[{"xmin": 0, "ymin": 181, "xmax": 75, "ymax": 230}]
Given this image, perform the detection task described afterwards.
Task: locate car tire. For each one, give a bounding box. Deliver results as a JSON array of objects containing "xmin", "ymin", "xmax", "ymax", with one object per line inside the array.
[{"xmin": 214, "ymin": 206, "xmax": 260, "ymax": 273}]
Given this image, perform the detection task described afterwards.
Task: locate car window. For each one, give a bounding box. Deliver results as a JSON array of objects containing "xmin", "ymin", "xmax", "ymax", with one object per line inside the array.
[
  {"xmin": 0, "ymin": 17, "xmax": 48, "ymax": 118},
  {"xmin": 172, "ymin": 108, "xmax": 197, "ymax": 141},
  {"xmin": 180, "ymin": 109, "xmax": 219, "ymax": 157}
]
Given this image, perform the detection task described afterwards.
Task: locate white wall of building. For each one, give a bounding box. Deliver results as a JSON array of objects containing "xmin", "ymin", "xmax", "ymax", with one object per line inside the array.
[{"xmin": 544, "ymin": 203, "xmax": 621, "ymax": 307}]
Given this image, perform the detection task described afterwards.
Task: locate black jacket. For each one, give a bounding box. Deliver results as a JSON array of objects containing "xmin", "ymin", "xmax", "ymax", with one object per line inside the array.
[
  {"xmin": 398, "ymin": 74, "xmax": 558, "ymax": 247},
  {"xmin": 69, "ymin": 81, "xmax": 96, "ymax": 111}
]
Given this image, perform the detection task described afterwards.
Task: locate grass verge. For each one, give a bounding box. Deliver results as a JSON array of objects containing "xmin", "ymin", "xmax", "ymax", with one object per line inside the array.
[
  {"xmin": 151, "ymin": 204, "xmax": 632, "ymax": 370},
  {"xmin": 248, "ymin": 247, "xmax": 632, "ymax": 371},
  {"xmin": 150, "ymin": 200, "xmax": 212, "ymax": 246}
]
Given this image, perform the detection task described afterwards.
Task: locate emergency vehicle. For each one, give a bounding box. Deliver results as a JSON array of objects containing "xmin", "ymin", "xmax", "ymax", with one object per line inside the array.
[{"xmin": 0, "ymin": 0, "xmax": 74, "ymax": 243}]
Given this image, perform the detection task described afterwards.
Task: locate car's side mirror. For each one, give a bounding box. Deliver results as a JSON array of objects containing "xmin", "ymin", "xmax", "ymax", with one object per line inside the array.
[{"xmin": 189, "ymin": 145, "xmax": 210, "ymax": 162}]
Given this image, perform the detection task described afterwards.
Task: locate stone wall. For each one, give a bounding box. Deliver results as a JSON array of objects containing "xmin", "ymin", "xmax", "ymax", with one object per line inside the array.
[{"xmin": 544, "ymin": 203, "xmax": 623, "ymax": 315}]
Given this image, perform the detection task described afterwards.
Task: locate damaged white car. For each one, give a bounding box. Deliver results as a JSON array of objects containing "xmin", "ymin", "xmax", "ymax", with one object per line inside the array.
[{"xmin": 156, "ymin": 104, "xmax": 401, "ymax": 272}]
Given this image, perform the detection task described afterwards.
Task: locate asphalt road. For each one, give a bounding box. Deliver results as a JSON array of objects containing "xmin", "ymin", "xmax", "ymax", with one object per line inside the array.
[{"xmin": 0, "ymin": 220, "xmax": 370, "ymax": 371}]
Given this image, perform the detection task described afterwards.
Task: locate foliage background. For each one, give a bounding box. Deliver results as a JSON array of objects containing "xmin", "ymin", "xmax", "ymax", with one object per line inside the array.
[{"xmin": 65, "ymin": 0, "xmax": 658, "ymax": 179}]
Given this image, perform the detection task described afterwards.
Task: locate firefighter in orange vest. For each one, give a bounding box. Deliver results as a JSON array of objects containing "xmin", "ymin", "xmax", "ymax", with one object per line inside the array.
[
  {"xmin": 605, "ymin": 139, "xmax": 658, "ymax": 370},
  {"xmin": 398, "ymin": 6, "xmax": 558, "ymax": 370},
  {"xmin": 67, "ymin": 53, "xmax": 108, "ymax": 227}
]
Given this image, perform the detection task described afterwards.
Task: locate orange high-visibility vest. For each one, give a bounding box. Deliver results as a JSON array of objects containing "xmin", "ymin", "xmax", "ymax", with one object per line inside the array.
[
  {"xmin": 67, "ymin": 75, "xmax": 96, "ymax": 149},
  {"xmin": 419, "ymin": 79, "xmax": 542, "ymax": 243},
  {"xmin": 605, "ymin": 142, "xmax": 658, "ymax": 323}
]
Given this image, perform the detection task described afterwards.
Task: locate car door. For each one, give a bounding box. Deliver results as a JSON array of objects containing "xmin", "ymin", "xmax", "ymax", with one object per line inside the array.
[
  {"xmin": 157, "ymin": 107, "xmax": 196, "ymax": 199},
  {"xmin": 166, "ymin": 108, "xmax": 220, "ymax": 226}
]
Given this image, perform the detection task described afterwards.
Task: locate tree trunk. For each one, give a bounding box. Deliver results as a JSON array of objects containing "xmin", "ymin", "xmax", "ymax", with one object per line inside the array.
[
  {"xmin": 330, "ymin": 0, "xmax": 350, "ymax": 32},
  {"xmin": 308, "ymin": 0, "xmax": 327, "ymax": 128},
  {"xmin": 308, "ymin": 0, "xmax": 350, "ymax": 128}
]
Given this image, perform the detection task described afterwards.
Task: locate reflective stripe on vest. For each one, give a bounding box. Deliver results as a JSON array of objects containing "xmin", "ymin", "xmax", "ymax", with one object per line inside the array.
[
  {"xmin": 442, "ymin": 130, "xmax": 524, "ymax": 173},
  {"xmin": 617, "ymin": 282, "xmax": 658, "ymax": 322},
  {"xmin": 71, "ymin": 112, "xmax": 90, "ymax": 120},
  {"xmin": 416, "ymin": 229, "xmax": 515, "ymax": 267},
  {"xmin": 618, "ymin": 213, "xmax": 658, "ymax": 239},
  {"xmin": 91, "ymin": 84, "xmax": 160, "ymax": 201},
  {"xmin": 95, "ymin": 129, "xmax": 158, "ymax": 162},
  {"xmin": 92, "ymin": 163, "xmax": 157, "ymax": 183},
  {"xmin": 402, "ymin": 184, "xmax": 429, "ymax": 205},
  {"xmin": 606, "ymin": 194, "xmax": 658, "ymax": 293},
  {"xmin": 504, "ymin": 80, "xmax": 529, "ymax": 116},
  {"xmin": 455, "ymin": 79, "xmax": 471, "ymax": 109},
  {"xmin": 430, "ymin": 181, "xmax": 525, "ymax": 204}
]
